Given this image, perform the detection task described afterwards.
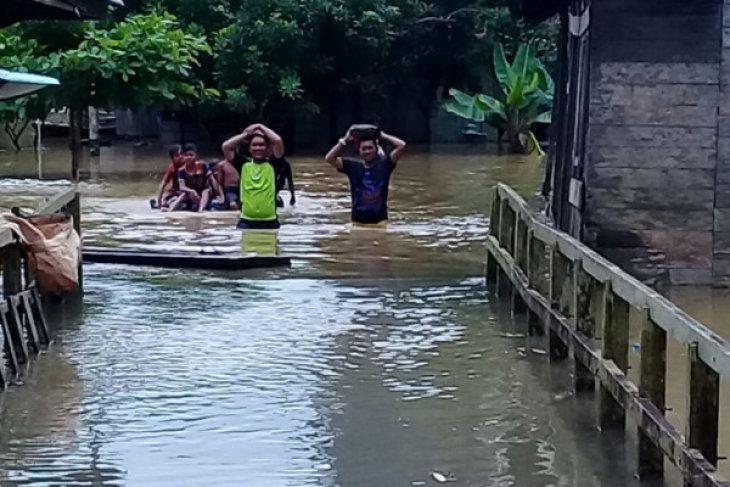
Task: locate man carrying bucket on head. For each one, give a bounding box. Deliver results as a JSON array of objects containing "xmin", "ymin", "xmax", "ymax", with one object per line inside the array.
[
  {"xmin": 325, "ymin": 125, "xmax": 406, "ymax": 226},
  {"xmin": 222, "ymin": 123, "xmax": 286, "ymax": 230}
]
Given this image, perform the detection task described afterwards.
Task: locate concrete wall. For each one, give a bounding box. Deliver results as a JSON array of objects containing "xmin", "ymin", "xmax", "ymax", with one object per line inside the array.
[{"xmin": 584, "ymin": 0, "xmax": 724, "ymax": 286}]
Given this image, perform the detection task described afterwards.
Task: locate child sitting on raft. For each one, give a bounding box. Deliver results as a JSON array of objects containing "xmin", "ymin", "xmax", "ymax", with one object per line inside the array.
[{"xmin": 164, "ymin": 144, "xmax": 224, "ymax": 213}]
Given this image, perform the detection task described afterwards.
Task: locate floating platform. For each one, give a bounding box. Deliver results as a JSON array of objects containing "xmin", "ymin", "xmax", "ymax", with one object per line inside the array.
[{"xmin": 83, "ymin": 247, "xmax": 291, "ymax": 270}]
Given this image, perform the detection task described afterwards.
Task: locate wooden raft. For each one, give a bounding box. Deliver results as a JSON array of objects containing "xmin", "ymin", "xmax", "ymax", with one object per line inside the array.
[{"xmin": 83, "ymin": 247, "xmax": 291, "ymax": 270}]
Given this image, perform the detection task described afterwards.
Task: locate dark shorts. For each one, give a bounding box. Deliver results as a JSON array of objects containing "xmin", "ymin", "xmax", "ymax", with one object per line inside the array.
[
  {"xmin": 237, "ymin": 218, "xmax": 280, "ymax": 230},
  {"xmin": 225, "ymin": 187, "xmax": 239, "ymax": 204},
  {"xmin": 182, "ymin": 201, "xmax": 200, "ymax": 212}
]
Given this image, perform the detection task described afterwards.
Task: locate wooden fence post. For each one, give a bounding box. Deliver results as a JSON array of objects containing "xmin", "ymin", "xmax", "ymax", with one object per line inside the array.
[
  {"xmin": 486, "ymin": 191, "xmax": 500, "ymax": 287},
  {"xmin": 546, "ymin": 244, "xmax": 568, "ymax": 360},
  {"xmin": 686, "ymin": 343, "xmax": 720, "ymax": 466},
  {"xmin": 599, "ymin": 287, "xmax": 630, "ymax": 430},
  {"xmin": 515, "ymin": 219, "xmax": 528, "ymax": 276},
  {"xmin": 574, "ymin": 265, "xmax": 599, "ymax": 392},
  {"xmin": 68, "ymin": 192, "xmax": 83, "ymax": 293},
  {"xmin": 489, "ymin": 190, "xmax": 501, "ymax": 239},
  {"xmin": 3, "ymin": 243, "xmax": 22, "ymax": 298},
  {"xmin": 637, "ymin": 309, "xmax": 666, "ymax": 479}
]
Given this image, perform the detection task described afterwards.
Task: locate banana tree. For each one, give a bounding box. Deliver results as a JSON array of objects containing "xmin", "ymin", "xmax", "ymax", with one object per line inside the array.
[{"xmin": 444, "ymin": 42, "xmax": 554, "ymax": 153}]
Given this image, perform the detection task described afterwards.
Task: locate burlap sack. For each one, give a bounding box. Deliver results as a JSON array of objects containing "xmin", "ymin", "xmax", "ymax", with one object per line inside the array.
[{"xmin": 3, "ymin": 214, "xmax": 80, "ymax": 295}]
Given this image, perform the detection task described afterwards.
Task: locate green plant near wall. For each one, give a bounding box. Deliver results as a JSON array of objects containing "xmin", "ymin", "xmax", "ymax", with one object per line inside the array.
[{"xmin": 444, "ymin": 41, "xmax": 554, "ymax": 153}]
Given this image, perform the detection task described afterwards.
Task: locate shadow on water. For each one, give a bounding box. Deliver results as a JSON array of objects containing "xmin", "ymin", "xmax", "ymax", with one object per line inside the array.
[{"xmin": 0, "ymin": 141, "xmax": 677, "ymax": 485}]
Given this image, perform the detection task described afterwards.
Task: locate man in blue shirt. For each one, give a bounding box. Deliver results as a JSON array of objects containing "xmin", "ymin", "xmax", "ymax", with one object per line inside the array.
[{"xmin": 325, "ymin": 126, "xmax": 406, "ymax": 225}]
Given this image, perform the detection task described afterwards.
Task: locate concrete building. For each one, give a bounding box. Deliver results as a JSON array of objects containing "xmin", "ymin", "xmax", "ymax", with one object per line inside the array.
[{"xmin": 523, "ymin": 0, "xmax": 730, "ymax": 286}]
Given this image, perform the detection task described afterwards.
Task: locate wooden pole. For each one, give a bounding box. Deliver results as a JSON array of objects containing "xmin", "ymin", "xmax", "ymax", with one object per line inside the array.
[
  {"xmin": 490, "ymin": 191, "xmax": 501, "ymax": 239},
  {"xmin": 686, "ymin": 342, "xmax": 720, "ymax": 466},
  {"xmin": 547, "ymin": 245, "xmax": 568, "ymax": 360},
  {"xmin": 598, "ymin": 287, "xmax": 630, "ymax": 430},
  {"xmin": 70, "ymin": 107, "xmax": 83, "ymax": 181},
  {"xmin": 515, "ymin": 219, "xmax": 528, "ymax": 275},
  {"xmin": 487, "ymin": 190, "xmax": 500, "ymax": 288},
  {"xmin": 68, "ymin": 192, "xmax": 83, "ymax": 294},
  {"xmin": 3, "ymin": 244, "xmax": 22, "ymax": 298},
  {"xmin": 574, "ymin": 266, "xmax": 596, "ymax": 392},
  {"xmin": 637, "ymin": 310, "xmax": 666, "ymax": 479}
]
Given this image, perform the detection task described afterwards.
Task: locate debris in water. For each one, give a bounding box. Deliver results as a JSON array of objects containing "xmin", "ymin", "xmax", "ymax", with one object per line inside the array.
[
  {"xmin": 431, "ymin": 471, "xmax": 450, "ymax": 483},
  {"xmin": 500, "ymin": 333, "xmax": 525, "ymax": 338},
  {"xmin": 531, "ymin": 348, "xmax": 547, "ymax": 355},
  {"xmin": 411, "ymin": 482, "xmax": 426, "ymax": 486},
  {"xmin": 553, "ymin": 391, "xmax": 574, "ymax": 402}
]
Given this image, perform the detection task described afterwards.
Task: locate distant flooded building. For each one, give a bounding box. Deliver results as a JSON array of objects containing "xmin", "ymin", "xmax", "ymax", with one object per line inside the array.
[
  {"xmin": 3, "ymin": 0, "xmax": 123, "ymax": 27},
  {"xmin": 524, "ymin": 0, "xmax": 730, "ymax": 286}
]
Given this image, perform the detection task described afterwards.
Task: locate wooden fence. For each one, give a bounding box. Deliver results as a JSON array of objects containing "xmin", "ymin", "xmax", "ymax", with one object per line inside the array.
[
  {"xmin": 0, "ymin": 186, "xmax": 81, "ymax": 389},
  {"xmin": 487, "ymin": 183, "xmax": 730, "ymax": 486}
]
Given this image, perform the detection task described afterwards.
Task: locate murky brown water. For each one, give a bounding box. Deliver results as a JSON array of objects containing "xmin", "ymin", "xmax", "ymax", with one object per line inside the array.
[{"xmin": 0, "ymin": 142, "xmax": 676, "ymax": 486}]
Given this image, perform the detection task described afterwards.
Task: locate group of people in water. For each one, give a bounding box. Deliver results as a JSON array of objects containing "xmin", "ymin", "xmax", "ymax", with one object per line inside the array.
[{"xmin": 154, "ymin": 123, "xmax": 406, "ymax": 229}]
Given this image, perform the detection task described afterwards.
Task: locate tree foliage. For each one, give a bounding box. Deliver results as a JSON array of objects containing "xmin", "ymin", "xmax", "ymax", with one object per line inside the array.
[
  {"xmin": 0, "ymin": 31, "xmax": 60, "ymax": 149},
  {"xmin": 444, "ymin": 42, "xmax": 554, "ymax": 152},
  {"xmin": 1, "ymin": 0, "xmax": 559, "ymax": 146},
  {"xmin": 59, "ymin": 11, "xmax": 217, "ymax": 110}
]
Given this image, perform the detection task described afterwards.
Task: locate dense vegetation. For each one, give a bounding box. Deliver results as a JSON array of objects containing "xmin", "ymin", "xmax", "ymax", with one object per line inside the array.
[{"xmin": 0, "ymin": 0, "xmax": 558, "ymax": 151}]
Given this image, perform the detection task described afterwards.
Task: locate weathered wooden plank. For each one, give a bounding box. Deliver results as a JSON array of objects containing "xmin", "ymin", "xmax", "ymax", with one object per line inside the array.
[
  {"xmin": 0, "ymin": 301, "xmax": 17, "ymax": 380},
  {"xmin": 575, "ymin": 267, "xmax": 599, "ymax": 392},
  {"xmin": 588, "ymin": 167, "xmax": 716, "ymax": 190},
  {"xmin": 515, "ymin": 219, "xmax": 528, "ymax": 276},
  {"xmin": 489, "ymin": 190, "xmax": 500, "ymax": 238},
  {"xmin": 587, "ymin": 187, "xmax": 715, "ymax": 211},
  {"xmin": 550, "ymin": 248, "xmax": 574, "ymax": 319},
  {"xmin": 7, "ymin": 297, "xmax": 28, "ymax": 366},
  {"xmin": 30, "ymin": 288, "xmax": 50, "ymax": 346},
  {"xmin": 3, "ymin": 244, "xmax": 22, "ymax": 298},
  {"xmin": 590, "ymin": 146, "xmax": 716, "ymax": 170},
  {"xmin": 83, "ymin": 249, "xmax": 292, "ymax": 271},
  {"xmin": 591, "ymin": 83, "xmax": 720, "ymax": 108},
  {"xmin": 38, "ymin": 186, "xmax": 77, "ymax": 216},
  {"xmin": 599, "ymin": 286, "xmax": 630, "ymax": 430},
  {"xmin": 596, "ymin": 62, "xmax": 720, "ymax": 86},
  {"xmin": 686, "ymin": 343, "xmax": 720, "ymax": 466},
  {"xmin": 589, "ymin": 125, "xmax": 717, "ymax": 149},
  {"xmin": 714, "ymin": 185, "xmax": 730, "ymax": 208},
  {"xmin": 19, "ymin": 292, "xmax": 41, "ymax": 353},
  {"xmin": 590, "ymin": 101, "xmax": 717, "ymax": 127},
  {"xmin": 714, "ymin": 208, "xmax": 730, "ymax": 232},
  {"xmin": 587, "ymin": 208, "xmax": 713, "ymax": 232},
  {"xmin": 68, "ymin": 192, "xmax": 83, "ymax": 292},
  {"xmin": 593, "ymin": 12, "xmax": 719, "ymax": 40}
]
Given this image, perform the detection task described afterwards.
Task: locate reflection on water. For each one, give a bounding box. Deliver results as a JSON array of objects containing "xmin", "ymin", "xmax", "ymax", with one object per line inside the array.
[{"xmin": 0, "ymin": 142, "xmax": 658, "ymax": 486}]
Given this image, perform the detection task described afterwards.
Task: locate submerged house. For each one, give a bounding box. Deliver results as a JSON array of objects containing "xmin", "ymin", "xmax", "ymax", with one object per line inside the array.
[
  {"xmin": 522, "ymin": 0, "xmax": 730, "ymax": 286},
  {"xmin": 3, "ymin": 0, "xmax": 123, "ymax": 27}
]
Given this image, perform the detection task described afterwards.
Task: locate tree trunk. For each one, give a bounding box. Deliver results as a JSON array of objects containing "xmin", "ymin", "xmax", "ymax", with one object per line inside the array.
[
  {"xmin": 506, "ymin": 127, "xmax": 524, "ymax": 154},
  {"xmin": 69, "ymin": 107, "xmax": 83, "ymax": 180},
  {"xmin": 88, "ymin": 106, "xmax": 100, "ymax": 156}
]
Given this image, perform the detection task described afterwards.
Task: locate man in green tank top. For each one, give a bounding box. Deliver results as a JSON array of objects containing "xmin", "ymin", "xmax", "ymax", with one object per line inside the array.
[{"xmin": 222, "ymin": 123, "xmax": 285, "ymax": 229}]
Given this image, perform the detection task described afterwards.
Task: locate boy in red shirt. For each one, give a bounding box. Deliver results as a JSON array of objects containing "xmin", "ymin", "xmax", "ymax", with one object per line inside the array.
[
  {"xmin": 165, "ymin": 144, "xmax": 224, "ymax": 212},
  {"xmin": 153, "ymin": 145, "xmax": 184, "ymax": 209}
]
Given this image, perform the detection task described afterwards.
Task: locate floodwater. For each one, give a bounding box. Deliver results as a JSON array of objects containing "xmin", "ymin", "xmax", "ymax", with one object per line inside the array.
[{"xmin": 0, "ymin": 142, "xmax": 673, "ymax": 486}]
